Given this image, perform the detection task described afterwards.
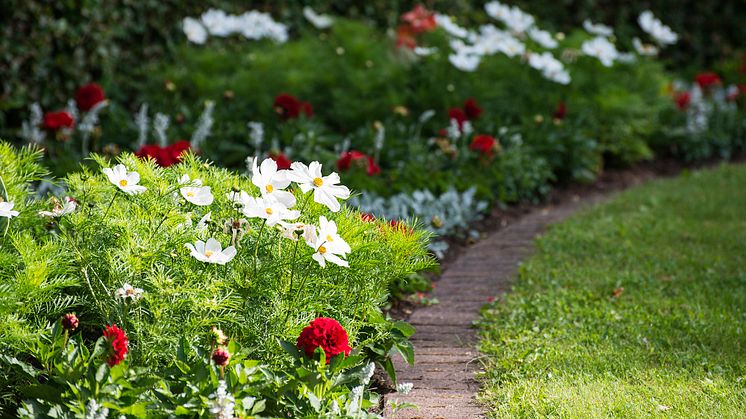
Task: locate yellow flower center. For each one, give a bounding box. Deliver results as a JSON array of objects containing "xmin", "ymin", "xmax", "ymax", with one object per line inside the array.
[
  {"xmin": 265, "ymin": 207, "xmax": 273, "ymax": 215},
  {"xmin": 313, "ymin": 177, "xmax": 324, "ymax": 187},
  {"xmin": 187, "ymin": 191, "xmax": 195, "ymax": 197},
  {"xmin": 318, "ymin": 245, "xmax": 327, "ymax": 254},
  {"xmin": 126, "ymin": 288, "xmax": 135, "ymax": 295},
  {"xmin": 326, "ymin": 235, "xmax": 334, "ymax": 242},
  {"xmin": 265, "ymin": 184, "xmax": 274, "ymax": 193},
  {"xmin": 119, "ymin": 179, "xmax": 128, "ymax": 187},
  {"xmin": 205, "ymin": 250, "xmax": 214, "ymax": 258}
]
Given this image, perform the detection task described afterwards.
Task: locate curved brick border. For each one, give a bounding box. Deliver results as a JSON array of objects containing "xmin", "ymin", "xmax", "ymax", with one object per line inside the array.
[{"xmin": 384, "ymin": 194, "xmax": 610, "ymax": 418}]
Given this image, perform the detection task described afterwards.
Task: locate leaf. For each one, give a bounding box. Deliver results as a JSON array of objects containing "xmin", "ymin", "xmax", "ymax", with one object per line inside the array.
[
  {"xmin": 95, "ymin": 362, "xmax": 109, "ymax": 383},
  {"xmin": 392, "ymin": 321, "xmax": 416, "ymax": 338},
  {"xmin": 380, "ymin": 358, "xmax": 397, "ymax": 386},
  {"xmin": 394, "ymin": 341, "xmax": 415, "ymax": 366},
  {"xmin": 117, "ymin": 402, "xmax": 148, "ymax": 416},
  {"xmin": 19, "ymin": 384, "xmax": 64, "ymax": 403},
  {"xmin": 0, "ymin": 355, "xmax": 40, "ymax": 379},
  {"xmin": 251, "ymin": 399, "xmax": 266, "ymax": 414},
  {"xmin": 278, "ymin": 339, "xmax": 301, "ymax": 359},
  {"xmin": 174, "ymin": 359, "xmax": 191, "ymax": 375}
]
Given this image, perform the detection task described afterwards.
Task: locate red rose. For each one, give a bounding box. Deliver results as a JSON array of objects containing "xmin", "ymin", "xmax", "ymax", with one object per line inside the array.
[
  {"xmin": 75, "ymin": 83, "xmax": 106, "ymax": 112},
  {"xmin": 296, "ymin": 317, "xmax": 351, "ymax": 362},
  {"xmin": 470, "ymin": 134, "xmax": 498, "ymax": 156},
  {"xmin": 102, "ymin": 324, "xmax": 129, "ymax": 367},
  {"xmin": 212, "ymin": 347, "xmax": 231, "ymax": 366},
  {"xmin": 401, "ymin": 5, "xmax": 437, "ymax": 34},
  {"xmin": 463, "ymin": 98, "xmax": 482, "ymax": 120},
  {"xmin": 674, "ymin": 91, "xmax": 691, "ymax": 110},
  {"xmin": 396, "ymin": 25, "xmax": 417, "ymax": 49},
  {"xmin": 694, "ymin": 72, "xmax": 721, "ymax": 89},
  {"xmin": 553, "ymin": 101, "xmax": 567, "ymax": 120},
  {"xmin": 43, "ymin": 111, "xmax": 75, "ymax": 131},
  {"xmin": 447, "ymin": 108, "xmax": 467, "ymax": 129},
  {"xmin": 269, "ymin": 152, "xmax": 292, "ymax": 170}
]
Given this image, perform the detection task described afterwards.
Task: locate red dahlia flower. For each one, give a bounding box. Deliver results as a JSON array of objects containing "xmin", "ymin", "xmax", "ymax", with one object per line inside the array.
[
  {"xmin": 103, "ymin": 324, "xmax": 129, "ymax": 366},
  {"xmin": 269, "ymin": 152, "xmax": 292, "ymax": 170},
  {"xmin": 212, "ymin": 347, "xmax": 231, "ymax": 366},
  {"xmin": 43, "ymin": 111, "xmax": 75, "ymax": 131},
  {"xmin": 470, "ymin": 134, "xmax": 499, "ymax": 157},
  {"xmin": 135, "ymin": 141, "xmax": 191, "ymax": 167},
  {"xmin": 273, "ymin": 94, "xmax": 312, "ymax": 120},
  {"xmin": 75, "ymin": 83, "xmax": 106, "ymax": 112},
  {"xmin": 463, "ymin": 98, "xmax": 483, "ymax": 120},
  {"xmin": 61, "ymin": 313, "xmax": 79, "ymax": 331},
  {"xmin": 401, "ymin": 5, "xmax": 437, "ymax": 34},
  {"xmin": 296, "ymin": 317, "xmax": 351, "ymax": 362},
  {"xmin": 553, "ymin": 101, "xmax": 567, "ymax": 120},
  {"xmin": 674, "ymin": 91, "xmax": 691, "ymax": 110},
  {"xmin": 694, "ymin": 72, "xmax": 721, "ymax": 89}
]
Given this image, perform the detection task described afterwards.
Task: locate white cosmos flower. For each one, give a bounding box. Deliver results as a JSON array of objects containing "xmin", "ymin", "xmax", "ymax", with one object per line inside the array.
[
  {"xmin": 582, "ymin": 19, "xmax": 613, "ymax": 37},
  {"xmin": 196, "ymin": 212, "xmax": 212, "ymax": 234},
  {"xmin": 303, "ymin": 6, "xmax": 333, "ymax": 29},
  {"xmin": 0, "ymin": 201, "xmax": 20, "ymax": 218},
  {"xmin": 185, "ymin": 238, "xmax": 237, "ymax": 265},
  {"xmin": 241, "ymin": 195, "xmax": 300, "ymax": 226},
  {"xmin": 484, "ymin": 1, "xmax": 534, "ymax": 33},
  {"xmin": 449, "ymin": 52, "xmax": 481, "ymax": 72},
  {"xmin": 252, "ymin": 158, "xmax": 295, "ymax": 207},
  {"xmin": 414, "ymin": 46, "xmax": 438, "ymax": 57},
  {"xmin": 434, "ymin": 14, "xmax": 470, "ymax": 38},
  {"xmin": 179, "ymin": 174, "xmax": 214, "ymax": 206},
  {"xmin": 279, "ymin": 221, "xmax": 317, "ymax": 243},
  {"xmin": 528, "ymin": 27, "xmax": 558, "ymax": 49},
  {"xmin": 638, "ymin": 11, "xmax": 678, "ymax": 46},
  {"xmin": 38, "ymin": 197, "xmax": 77, "ymax": 218},
  {"xmin": 528, "ymin": 52, "xmax": 571, "ymax": 84},
  {"xmin": 287, "ymin": 161, "xmax": 350, "ymax": 212},
  {"xmin": 633, "ymin": 37, "xmax": 659, "ymax": 56},
  {"xmin": 115, "ymin": 283, "xmax": 144, "ymax": 302},
  {"xmin": 581, "ymin": 36, "xmax": 619, "ymax": 67},
  {"xmin": 102, "ymin": 164, "xmax": 147, "ymax": 195},
  {"xmin": 183, "ymin": 17, "xmax": 208, "ymax": 44},
  {"xmin": 307, "ymin": 216, "xmax": 350, "ymax": 268}
]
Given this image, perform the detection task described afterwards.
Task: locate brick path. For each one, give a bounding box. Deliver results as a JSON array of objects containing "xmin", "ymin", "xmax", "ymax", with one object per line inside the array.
[{"xmin": 384, "ymin": 194, "xmax": 608, "ymax": 418}]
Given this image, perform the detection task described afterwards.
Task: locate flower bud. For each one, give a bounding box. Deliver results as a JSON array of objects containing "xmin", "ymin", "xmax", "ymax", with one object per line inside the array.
[
  {"xmin": 61, "ymin": 313, "xmax": 79, "ymax": 331},
  {"xmin": 212, "ymin": 347, "xmax": 231, "ymax": 366}
]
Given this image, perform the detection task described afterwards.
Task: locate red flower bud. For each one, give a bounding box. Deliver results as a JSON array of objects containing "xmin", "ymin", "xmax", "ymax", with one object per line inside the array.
[
  {"xmin": 75, "ymin": 83, "xmax": 106, "ymax": 112},
  {"xmin": 61, "ymin": 313, "xmax": 79, "ymax": 331},
  {"xmin": 212, "ymin": 347, "xmax": 231, "ymax": 366}
]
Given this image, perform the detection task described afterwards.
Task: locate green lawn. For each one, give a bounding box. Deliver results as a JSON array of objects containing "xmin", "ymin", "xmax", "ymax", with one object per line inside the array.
[{"xmin": 478, "ymin": 163, "xmax": 746, "ymax": 417}]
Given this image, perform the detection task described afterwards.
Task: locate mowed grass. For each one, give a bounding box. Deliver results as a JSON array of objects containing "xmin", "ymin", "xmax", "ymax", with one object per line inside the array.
[{"xmin": 478, "ymin": 163, "xmax": 746, "ymax": 417}]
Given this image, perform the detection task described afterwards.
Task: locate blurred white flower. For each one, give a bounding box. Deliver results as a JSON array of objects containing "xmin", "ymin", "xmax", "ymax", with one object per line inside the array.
[
  {"xmin": 581, "ymin": 36, "xmax": 619, "ymax": 67},
  {"xmin": 448, "ymin": 52, "xmax": 481, "ymax": 72},
  {"xmin": 185, "ymin": 238, "xmax": 237, "ymax": 265},
  {"xmin": 115, "ymin": 283, "xmax": 144, "ymax": 302},
  {"xmin": 0, "ymin": 201, "xmax": 19, "ymax": 218},
  {"xmin": 179, "ymin": 175, "xmax": 214, "ymax": 206},
  {"xmin": 183, "ymin": 17, "xmax": 208, "ymax": 44},
  {"xmin": 252, "ymin": 158, "xmax": 296, "ymax": 207},
  {"xmin": 209, "ymin": 380, "xmax": 235, "ymax": 419},
  {"xmin": 434, "ymin": 14, "xmax": 470, "ymax": 38},
  {"xmin": 196, "ymin": 212, "xmax": 212, "ymax": 235},
  {"xmin": 280, "ymin": 221, "xmax": 317, "ymax": 243},
  {"xmin": 38, "ymin": 197, "xmax": 77, "ymax": 218},
  {"xmin": 638, "ymin": 11, "xmax": 678, "ymax": 46},
  {"xmin": 103, "ymin": 164, "xmax": 147, "ymax": 195},
  {"xmin": 414, "ymin": 46, "xmax": 438, "ymax": 56},
  {"xmin": 633, "ymin": 37, "xmax": 658, "ymax": 56},
  {"xmin": 287, "ymin": 161, "xmax": 350, "ymax": 212},
  {"xmin": 308, "ymin": 216, "xmax": 350, "ymax": 268},
  {"xmin": 582, "ymin": 19, "xmax": 613, "ymax": 37},
  {"xmin": 528, "ymin": 27, "xmax": 558, "ymax": 49},
  {"xmin": 241, "ymin": 195, "xmax": 299, "ymax": 226},
  {"xmin": 485, "ymin": 1, "xmax": 535, "ymax": 33},
  {"xmin": 528, "ymin": 52, "xmax": 571, "ymax": 84},
  {"xmin": 303, "ymin": 7, "xmax": 333, "ymax": 29}
]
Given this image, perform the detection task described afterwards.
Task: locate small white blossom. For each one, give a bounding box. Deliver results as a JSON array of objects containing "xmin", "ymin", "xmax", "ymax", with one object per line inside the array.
[
  {"xmin": 115, "ymin": 283, "xmax": 144, "ymax": 302},
  {"xmin": 448, "ymin": 52, "xmax": 481, "ymax": 72},
  {"xmin": 38, "ymin": 197, "xmax": 77, "ymax": 218},
  {"xmin": 528, "ymin": 27, "xmax": 558, "ymax": 49},
  {"xmin": 287, "ymin": 161, "xmax": 350, "ymax": 212},
  {"xmin": 528, "ymin": 52, "xmax": 571, "ymax": 84},
  {"xmin": 484, "ymin": 1, "xmax": 535, "ymax": 33},
  {"xmin": 633, "ymin": 37, "xmax": 659, "ymax": 56},
  {"xmin": 209, "ymin": 380, "xmax": 235, "ymax": 419},
  {"xmin": 581, "ymin": 36, "xmax": 619, "ymax": 67},
  {"xmin": 638, "ymin": 10, "xmax": 678, "ymax": 46},
  {"xmin": 434, "ymin": 14, "xmax": 470, "ymax": 38},
  {"xmin": 241, "ymin": 195, "xmax": 299, "ymax": 226},
  {"xmin": 252, "ymin": 158, "xmax": 295, "ymax": 207},
  {"xmin": 0, "ymin": 201, "xmax": 20, "ymax": 218},
  {"xmin": 582, "ymin": 19, "xmax": 613, "ymax": 37},
  {"xmin": 185, "ymin": 238, "xmax": 237, "ymax": 265},
  {"xmin": 307, "ymin": 216, "xmax": 350, "ymax": 268},
  {"xmin": 102, "ymin": 164, "xmax": 147, "ymax": 195},
  {"xmin": 179, "ymin": 175, "xmax": 214, "ymax": 206},
  {"xmin": 183, "ymin": 17, "xmax": 208, "ymax": 44},
  {"xmin": 414, "ymin": 46, "xmax": 438, "ymax": 56},
  {"xmin": 279, "ymin": 221, "xmax": 316, "ymax": 243},
  {"xmin": 303, "ymin": 7, "xmax": 333, "ymax": 29},
  {"xmin": 196, "ymin": 212, "xmax": 212, "ymax": 235}
]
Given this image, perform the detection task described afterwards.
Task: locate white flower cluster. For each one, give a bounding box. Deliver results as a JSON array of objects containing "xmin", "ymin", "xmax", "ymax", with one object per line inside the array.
[
  {"xmin": 183, "ymin": 9, "xmax": 288, "ymax": 45},
  {"xmin": 209, "ymin": 380, "xmax": 236, "ymax": 419},
  {"xmin": 485, "ymin": 1, "xmax": 534, "ymax": 33},
  {"xmin": 638, "ymin": 10, "xmax": 678, "ymax": 46},
  {"xmin": 528, "ymin": 51, "xmax": 571, "ymax": 84},
  {"xmin": 350, "ymin": 187, "xmax": 488, "ymax": 258}
]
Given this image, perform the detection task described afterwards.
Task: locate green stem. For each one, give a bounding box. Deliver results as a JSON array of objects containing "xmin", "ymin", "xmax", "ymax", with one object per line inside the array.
[
  {"xmin": 103, "ymin": 192, "xmax": 118, "ymax": 219},
  {"xmin": 253, "ymin": 219, "xmax": 267, "ymax": 276},
  {"xmin": 287, "ymin": 237, "xmax": 301, "ymax": 293}
]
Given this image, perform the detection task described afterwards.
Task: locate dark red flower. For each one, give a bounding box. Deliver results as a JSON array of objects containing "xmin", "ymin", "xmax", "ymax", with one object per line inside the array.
[
  {"xmin": 61, "ymin": 313, "xmax": 79, "ymax": 331},
  {"xmin": 553, "ymin": 101, "xmax": 567, "ymax": 120},
  {"xmin": 296, "ymin": 317, "xmax": 351, "ymax": 362},
  {"xmin": 694, "ymin": 72, "xmax": 721, "ymax": 89},
  {"xmin": 366, "ymin": 156, "xmax": 381, "ymax": 176},
  {"xmin": 337, "ymin": 150, "xmax": 380, "ymax": 176},
  {"xmin": 75, "ymin": 83, "xmax": 106, "ymax": 112},
  {"xmin": 167, "ymin": 140, "xmax": 192, "ymax": 162},
  {"xmin": 674, "ymin": 91, "xmax": 691, "ymax": 111},
  {"xmin": 447, "ymin": 108, "xmax": 467, "ymax": 129},
  {"xmin": 401, "ymin": 5, "xmax": 437, "ymax": 34},
  {"xmin": 103, "ymin": 324, "xmax": 128, "ymax": 367},
  {"xmin": 135, "ymin": 141, "xmax": 191, "ymax": 167},
  {"xmin": 274, "ymin": 94, "xmax": 312, "ymax": 120},
  {"xmin": 212, "ymin": 347, "xmax": 231, "ymax": 366},
  {"xmin": 470, "ymin": 134, "xmax": 498, "ymax": 157},
  {"xmin": 396, "ymin": 25, "xmax": 417, "ymax": 50},
  {"xmin": 42, "ymin": 111, "xmax": 75, "ymax": 131},
  {"xmin": 360, "ymin": 212, "xmax": 376, "ymax": 222},
  {"xmin": 463, "ymin": 98, "xmax": 482, "ymax": 120},
  {"xmin": 269, "ymin": 152, "xmax": 292, "ymax": 170}
]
